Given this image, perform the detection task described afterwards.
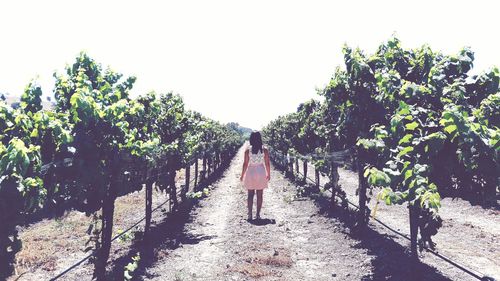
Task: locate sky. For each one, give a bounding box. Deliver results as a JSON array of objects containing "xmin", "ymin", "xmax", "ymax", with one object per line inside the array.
[{"xmin": 0, "ymin": 0, "xmax": 499, "ymax": 130}]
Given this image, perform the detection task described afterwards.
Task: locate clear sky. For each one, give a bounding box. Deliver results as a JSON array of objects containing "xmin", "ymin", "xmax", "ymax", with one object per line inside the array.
[{"xmin": 1, "ymin": 0, "xmax": 499, "ymax": 130}]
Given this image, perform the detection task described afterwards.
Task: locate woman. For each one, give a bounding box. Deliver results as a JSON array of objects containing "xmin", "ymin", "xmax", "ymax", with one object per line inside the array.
[{"xmin": 240, "ymin": 131, "xmax": 271, "ymax": 221}]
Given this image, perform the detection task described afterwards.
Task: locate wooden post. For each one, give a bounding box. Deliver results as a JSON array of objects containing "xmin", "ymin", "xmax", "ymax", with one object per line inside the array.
[
  {"xmin": 219, "ymin": 153, "xmax": 223, "ymax": 170},
  {"xmin": 207, "ymin": 155, "xmax": 212, "ymax": 177},
  {"xmin": 183, "ymin": 164, "xmax": 190, "ymax": 200},
  {"xmin": 143, "ymin": 102, "xmax": 153, "ymax": 242},
  {"xmin": 94, "ymin": 162, "xmax": 118, "ymax": 281},
  {"xmin": 213, "ymin": 154, "xmax": 216, "ymax": 172},
  {"xmin": 330, "ymin": 162, "xmax": 339, "ymax": 207},
  {"xmin": 169, "ymin": 168, "xmax": 178, "ymax": 211},
  {"xmin": 315, "ymin": 168, "xmax": 320, "ymax": 191},
  {"xmin": 295, "ymin": 158, "xmax": 299, "ymax": 176},
  {"xmin": 145, "ymin": 180, "xmax": 153, "ymax": 234},
  {"xmin": 213, "ymin": 154, "xmax": 217, "ymax": 171},
  {"xmin": 357, "ymin": 150, "xmax": 368, "ymax": 226},
  {"xmin": 215, "ymin": 152, "xmax": 220, "ymax": 170},
  {"xmin": 212, "ymin": 154, "xmax": 215, "ymax": 172},
  {"xmin": 167, "ymin": 168, "xmax": 172, "ymax": 212},
  {"xmin": 95, "ymin": 190, "xmax": 116, "ymax": 281},
  {"xmin": 303, "ymin": 160, "xmax": 308, "ymax": 182},
  {"xmin": 194, "ymin": 158, "xmax": 199, "ymax": 190},
  {"xmin": 409, "ymin": 203, "xmax": 420, "ymax": 262},
  {"xmin": 210, "ymin": 154, "xmax": 213, "ymax": 175},
  {"xmin": 202, "ymin": 156, "xmax": 207, "ymax": 180}
]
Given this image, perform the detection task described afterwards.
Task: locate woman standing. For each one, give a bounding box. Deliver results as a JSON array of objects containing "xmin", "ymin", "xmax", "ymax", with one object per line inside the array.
[{"xmin": 240, "ymin": 131, "xmax": 271, "ymax": 221}]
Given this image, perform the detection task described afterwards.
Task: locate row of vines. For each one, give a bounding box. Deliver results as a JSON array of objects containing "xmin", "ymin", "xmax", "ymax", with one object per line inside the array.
[
  {"xmin": 0, "ymin": 53, "xmax": 244, "ymax": 280},
  {"xmin": 262, "ymin": 37, "xmax": 499, "ymax": 257}
]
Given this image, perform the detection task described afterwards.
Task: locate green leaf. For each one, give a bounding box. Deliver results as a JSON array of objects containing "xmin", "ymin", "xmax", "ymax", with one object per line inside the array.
[
  {"xmin": 398, "ymin": 134, "xmax": 413, "ymax": 145},
  {"xmin": 363, "ymin": 167, "xmax": 371, "ymax": 177},
  {"xmin": 397, "ymin": 146, "xmax": 414, "ymax": 158},
  {"xmin": 367, "ymin": 167, "xmax": 391, "ymax": 187},
  {"xmin": 405, "ymin": 121, "xmax": 419, "ymax": 131},
  {"xmin": 404, "ymin": 169, "xmax": 413, "ymax": 181},
  {"xmin": 30, "ymin": 128, "xmax": 39, "ymax": 138},
  {"xmin": 444, "ymin": 124, "xmax": 457, "ymax": 134}
]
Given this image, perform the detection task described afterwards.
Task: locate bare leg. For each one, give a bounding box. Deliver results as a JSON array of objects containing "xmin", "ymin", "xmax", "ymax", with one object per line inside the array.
[
  {"xmin": 256, "ymin": 190, "xmax": 263, "ymax": 219},
  {"xmin": 247, "ymin": 190, "xmax": 255, "ymax": 220}
]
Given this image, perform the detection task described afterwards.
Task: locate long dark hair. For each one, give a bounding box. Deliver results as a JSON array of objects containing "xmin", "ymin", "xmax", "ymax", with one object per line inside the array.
[{"xmin": 249, "ymin": 131, "xmax": 263, "ymax": 154}]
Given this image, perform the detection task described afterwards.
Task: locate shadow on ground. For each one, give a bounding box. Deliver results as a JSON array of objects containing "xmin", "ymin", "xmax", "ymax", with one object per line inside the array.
[
  {"xmin": 278, "ymin": 168, "xmax": 454, "ymax": 281},
  {"xmin": 248, "ymin": 218, "xmax": 276, "ymax": 226},
  {"xmin": 105, "ymin": 164, "xmax": 230, "ymax": 281}
]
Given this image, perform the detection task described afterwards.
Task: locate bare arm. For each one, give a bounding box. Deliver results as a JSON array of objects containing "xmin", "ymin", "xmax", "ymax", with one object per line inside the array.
[
  {"xmin": 264, "ymin": 148, "xmax": 271, "ymax": 181},
  {"xmin": 240, "ymin": 149, "xmax": 249, "ymax": 181}
]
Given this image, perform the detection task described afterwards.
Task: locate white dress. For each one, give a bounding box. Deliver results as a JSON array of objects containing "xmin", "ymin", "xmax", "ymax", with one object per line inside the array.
[{"xmin": 243, "ymin": 145, "xmax": 268, "ymax": 190}]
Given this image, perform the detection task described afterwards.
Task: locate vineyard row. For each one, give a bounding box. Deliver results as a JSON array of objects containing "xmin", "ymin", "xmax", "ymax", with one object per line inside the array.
[{"xmin": 0, "ymin": 52, "xmax": 245, "ymax": 280}]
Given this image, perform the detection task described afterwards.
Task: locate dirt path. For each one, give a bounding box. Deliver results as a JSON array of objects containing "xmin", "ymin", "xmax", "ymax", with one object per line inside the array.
[
  {"xmin": 137, "ymin": 146, "xmax": 478, "ymax": 281},
  {"xmin": 9, "ymin": 147, "xmax": 476, "ymax": 280},
  {"xmin": 142, "ymin": 147, "xmax": 374, "ymax": 280}
]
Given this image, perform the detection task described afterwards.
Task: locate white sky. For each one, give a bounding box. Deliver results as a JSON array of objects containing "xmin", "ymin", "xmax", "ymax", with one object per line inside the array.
[{"xmin": 0, "ymin": 0, "xmax": 499, "ymax": 129}]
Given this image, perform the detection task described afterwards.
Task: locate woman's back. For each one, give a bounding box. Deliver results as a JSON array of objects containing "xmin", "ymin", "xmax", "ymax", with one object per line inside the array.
[
  {"xmin": 241, "ymin": 132, "xmax": 271, "ymax": 221},
  {"xmin": 248, "ymin": 145, "xmax": 265, "ymax": 165}
]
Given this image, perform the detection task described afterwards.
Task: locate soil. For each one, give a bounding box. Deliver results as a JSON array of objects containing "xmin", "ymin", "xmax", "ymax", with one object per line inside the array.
[
  {"xmin": 336, "ymin": 168, "xmax": 500, "ymax": 280},
  {"xmin": 302, "ymin": 161, "xmax": 499, "ymax": 280},
  {"xmin": 141, "ymin": 148, "xmax": 372, "ymax": 281},
  {"xmin": 6, "ymin": 148, "xmax": 499, "ymax": 281}
]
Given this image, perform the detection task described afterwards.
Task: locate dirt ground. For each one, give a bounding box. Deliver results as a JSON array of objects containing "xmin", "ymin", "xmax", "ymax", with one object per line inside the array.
[
  {"xmin": 6, "ymin": 148, "xmax": 499, "ymax": 281},
  {"xmin": 140, "ymin": 148, "xmax": 373, "ymax": 281},
  {"xmin": 337, "ymin": 168, "xmax": 499, "ymax": 280},
  {"xmin": 8, "ymin": 161, "xmax": 198, "ymax": 281},
  {"xmin": 301, "ymin": 161, "xmax": 499, "ymax": 280}
]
